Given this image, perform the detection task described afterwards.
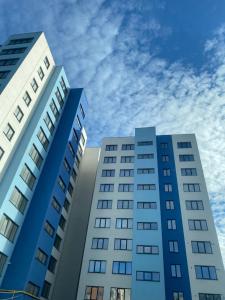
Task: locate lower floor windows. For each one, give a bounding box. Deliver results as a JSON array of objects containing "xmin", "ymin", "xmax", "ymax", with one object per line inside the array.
[
  {"xmin": 110, "ymin": 288, "xmax": 131, "ymax": 300},
  {"xmin": 88, "ymin": 260, "xmax": 106, "ymax": 273},
  {"xmin": 0, "ymin": 252, "xmax": 7, "ymax": 276},
  {"xmin": 26, "ymin": 281, "xmax": 40, "ymax": 296},
  {"xmin": 195, "ymin": 265, "xmax": 217, "ymax": 280},
  {"xmin": 173, "ymin": 292, "xmax": 184, "ymax": 300},
  {"xmin": 112, "ymin": 261, "xmax": 132, "ymax": 275},
  {"xmin": 136, "ymin": 271, "xmax": 160, "ymax": 282},
  {"xmin": 41, "ymin": 280, "xmax": 51, "ymax": 299},
  {"xmin": 199, "ymin": 294, "xmax": 221, "ymax": 300},
  {"xmin": 84, "ymin": 286, "xmax": 104, "ymax": 300}
]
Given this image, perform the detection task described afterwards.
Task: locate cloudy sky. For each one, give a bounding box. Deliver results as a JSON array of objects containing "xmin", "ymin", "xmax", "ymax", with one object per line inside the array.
[{"xmin": 1, "ymin": 0, "xmax": 225, "ymax": 263}]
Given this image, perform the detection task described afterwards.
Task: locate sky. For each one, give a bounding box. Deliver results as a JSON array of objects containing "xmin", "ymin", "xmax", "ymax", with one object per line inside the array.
[{"xmin": 1, "ymin": 0, "xmax": 225, "ymax": 264}]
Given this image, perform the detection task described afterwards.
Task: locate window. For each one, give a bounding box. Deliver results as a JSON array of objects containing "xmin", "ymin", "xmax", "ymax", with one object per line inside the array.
[
  {"xmin": 120, "ymin": 169, "xmax": 134, "ymax": 177},
  {"xmin": 183, "ymin": 183, "xmax": 200, "ymax": 192},
  {"xmin": 44, "ymin": 56, "xmax": 50, "ymax": 69},
  {"xmin": 75, "ymin": 155, "xmax": 80, "ymax": 168},
  {"xmin": 168, "ymin": 219, "xmax": 176, "ymax": 230},
  {"xmin": 71, "ymin": 168, "xmax": 77, "ymax": 182},
  {"xmin": 36, "ymin": 248, "xmax": 48, "ymax": 265},
  {"xmin": 9, "ymin": 37, "xmax": 34, "ymax": 45},
  {"xmin": 160, "ymin": 142, "xmax": 168, "ymax": 149},
  {"xmin": 29, "ymin": 144, "xmax": 43, "ymax": 169},
  {"xmin": 54, "ymin": 234, "xmax": 62, "ymax": 251},
  {"xmin": 59, "ymin": 215, "xmax": 66, "ymax": 230},
  {"xmin": 181, "ymin": 168, "xmax": 197, "ymax": 176},
  {"xmin": 95, "ymin": 218, "xmax": 111, "ymax": 228},
  {"xmin": 68, "ymin": 142, "xmax": 75, "ymax": 158},
  {"xmin": 191, "ymin": 241, "xmax": 212, "ymax": 254},
  {"xmin": 85, "ymin": 286, "xmax": 104, "ymax": 300},
  {"xmin": 41, "ymin": 281, "xmax": 51, "ymax": 299},
  {"xmin": 58, "ymin": 176, "xmax": 66, "ymax": 192},
  {"xmin": 80, "ymin": 103, "xmax": 85, "ymax": 118},
  {"xmin": 137, "ymin": 153, "xmax": 154, "ymax": 159},
  {"xmin": 38, "ymin": 67, "xmax": 44, "ymax": 80},
  {"xmin": 26, "ymin": 282, "xmax": 40, "ymax": 297},
  {"xmin": 195, "ymin": 265, "xmax": 217, "ymax": 280},
  {"xmin": 14, "ymin": 106, "xmax": 24, "ymax": 122},
  {"xmin": 0, "ymin": 214, "xmax": 18, "ymax": 242},
  {"xmin": 137, "ymin": 168, "xmax": 155, "ymax": 174},
  {"xmin": 104, "ymin": 156, "xmax": 116, "ymax": 163},
  {"xmin": 52, "ymin": 197, "xmax": 61, "ymax": 213},
  {"xmin": 116, "ymin": 218, "xmax": 133, "ymax": 229},
  {"xmin": 48, "ymin": 256, "xmax": 57, "ymax": 273},
  {"xmin": 136, "ymin": 245, "xmax": 159, "ymax": 254},
  {"xmin": 114, "ymin": 239, "xmax": 132, "ymax": 250},
  {"xmin": 117, "ymin": 200, "xmax": 133, "ymax": 209},
  {"xmin": 99, "ymin": 184, "xmax": 114, "ymax": 192},
  {"xmin": 101, "ymin": 169, "xmax": 115, "ymax": 177},
  {"xmin": 110, "ymin": 288, "xmax": 130, "ymax": 300},
  {"xmin": 137, "ymin": 184, "xmax": 156, "ymax": 190},
  {"xmin": 118, "ymin": 184, "xmax": 134, "ymax": 192},
  {"xmin": 97, "ymin": 200, "xmax": 112, "ymax": 209},
  {"xmin": 37, "ymin": 128, "xmax": 49, "ymax": 150},
  {"xmin": 50, "ymin": 99, "xmax": 59, "ymax": 119},
  {"xmin": 81, "ymin": 132, "xmax": 85, "ymax": 145},
  {"xmin": 137, "ymin": 141, "xmax": 153, "ymax": 146},
  {"xmin": 163, "ymin": 168, "xmax": 171, "ymax": 176},
  {"xmin": 105, "ymin": 145, "xmax": 117, "ymax": 151},
  {"xmin": 0, "ymin": 58, "xmax": 19, "ymax": 66},
  {"xmin": 31, "ymin": 78, "xmax": 38, "ymax": 92},
  {"xmin": 78, "ymin": 144, "xmax": 83, "ymax": 156},
  {"xmin": 169, "ymin": 241, "xmax": 179, "ymax": 253},
  {"xmin": 0, "ymin": 252, "xmax": 7, "ymax": 276},
  {"xmin": 186, "ymin": 200, "xmax": 204, "ymax": 210},
  {"xmin": 67, "ymin": 182, "xmax": 74, "ymax": 196},
  {"xmin": 92, "ymin": 238, "xmax": 109, "ymax": 250},
  {"xmin": 88, "ymin": 260, "xmax": 106, "ymax": 273},
  {"xmin": 199, "ymin": 294, "xmax": 221, "ymax": 300},
  {"xmin": 20, "ymin": 164, "xmax": 36, "ymax": 190},
  {"xmin": 3, "ymin": 123, "xmax": 15, "ymax": 141},
  {"xmin": 136, "ymin": 271, "xmax": 160, "ymax": 281},
  {"xmin": 137, "ymin": 202, "xmax": 157, "ymax": 209},
  {"xmin": 0, "ymin": 47, "xmax": 26, "ymax": 55},
  {"xmin": 55, "ymin": 87, "xmax": 64, "ymax": 108},
  {"xmin": 121, "ymin": 156, "xmax": 134, "ymax": 163},
  {"xmin": 137, "ymin": 222, "xmax": 158, "ymax": 230},
  {"xmin": 122, "ymin": 144, "xmax": 134, "ymax": 150},
  {"xmin": 166, "ymin": 200, "xmax": 174, "ymax": 210},
  {"xmin": 164, "ymin": 184, "xmax": 172, "ymax": 192},
  {"xmin": 177, "ymin": 142, "xmax": 192, "ymax": 148},
  {"xmin": 173, "ymin": 292, "xmax": 184, "ymax": 300},
  {"xmin": 179, "ymin": 154, "xmax": 194, "ymax": 161},
  {"xmin": 63, "ymin": 158, "xmax": 71, "ymax": 174},
  {"xmin": 171, "ymin": 265, "xmax": 181, "ymax": 278},
  {"xmin": 0, "ymin": 70, "xmax": 10, "ymax": 79},
  {"xmin": 59, "ymin": 76, "xmax": 68, "ymax": 95},
  {"xmin": 188, "ymin": 219, "xmax": 208, "ymax": 231},
  {"xmin": 23, "ymin": 91, "xmax": 32, "ymax": 106},
  {"xmin": 44, "ymin": 221, "xmax": 54, "ymax": 237},
  {"xmin": 77, "ymin": 115, "xmax": 82, "ymax": 129},
  {"xmin": 63, "ymin": 198, "xmax": 70, "ymax": 212},
  {"xmin": 44, "ymin": 113, "xmax": 54, "ymax": 134},
  {"xmin": 162, "ymin": 155, "xmax": 169, "ymax": 162},
  {"xmin": 0, "ymin": 147, "xmax": 4, "ymax": 160},
  {"xmin": 9, "ymin": 187, "xmax": 28, "ymax": 213},
  {"xmin": 112, "ymin": 261, "xmax": 132, "ymax": 275}
]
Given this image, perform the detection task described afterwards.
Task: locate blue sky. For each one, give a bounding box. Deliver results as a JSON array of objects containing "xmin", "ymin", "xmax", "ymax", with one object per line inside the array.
[{"xmin": 1, "ymin": 0, "xmax": 225, "ymax": 263}]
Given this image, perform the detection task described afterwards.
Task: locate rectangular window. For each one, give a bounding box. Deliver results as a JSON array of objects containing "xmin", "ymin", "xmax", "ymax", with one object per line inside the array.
[
  {"xmin": 92, "ymin": 238, "xmax": 109, "ymax": 250},
  {"xmin": 38, "ymin": 67, "xmax": 44, "ymax": 80},
  {"xmin": 116, "ymin": 218, "xmax": 133, "ymax": 229},
  {"xmin": 59, "ymin": 77, "xmax": 68, "ymax": 95},
  {"xmin": 160, "ymin": 142, "xmax": 168, "ymax": 149},
  {"xmin": 68, "ymin": 142, "xmax": 75, "ymax": 158},
  {"xmin": 14, "ymin": 106, "xmax": 24, "ymax": 122},
  {"xmin": 171, "ymin": 265, "xmax": 181, "ymax": 278},
  {"xmin": 118, "ymin": 184, "xmax": 134, "ymax": 192},
  {"xmin": 137, "ymin": 153, "xmax": 154, "ymax": 159},
  {"xmin": 105, "ymin": 145, "xmax": 117, "ymax": 151},
  {"xmin": 9, "ymin": 37, "xmax": 34, "ymax": 45},
  {"xmin": 162, "ymin": 155, "xmax": 169, "ymax": 162},
  {"xmin": 52, "ymin": 197, "xmax": 61, "ymax": 213},
  {"xmin": 50, "ymin": 99, "xmax": 59, "ymax": 119},
  {"xmin": 181, "ymin": 168, "xmax": 197, "ymax": 176},
  {"xmin": 63, "ymin": 198, "xmax": 70, "ymax": 212},
  {"xmin": 183, "ymin": 183, "xmax": 200, "ymax": 192},
  {"xmin": 110, "ymin": 288, "xmax": 130, "ymax": 300},
  {"xmin": 54, "ymin": 234, "xmax": 62, "ymax": 251},
  {"xmin": 4, "ymin": 123, "xmax": 15, "ymax": 141},
  {"xmin": 179, "ymin": 154, "xmax": 194, "ymax": 161},
  {"xmin": 0, "ymin": 252, "xmax": 7, "ymax": 276},
  {"xmin": 166, "ymin": 200, "xmax": 174, "ymax": 210},
  {"xmin": 75, "ymin": 155, "xmax": 80, "ymax": 169},
  {"xmin": 88, "ymin": 260, "xmax": 106, "ymax": 273},
  {"xmin": 199, "ymin": 294, "xmax": 221, "ymax": 300},
  {"xmin": 97, "ymin": 200, "xmax": 112, "ymax": 209},
  {"xmin": 0, "ymin": 147, "xmax": 4, "ymax": 160},
  {"xmin": 58, "ymin": 176, "xmax": 66, "ymax": 192},
  {"xmin": 95, "ymin": 218, "xmax": 111, "ymax": 228},
  {"xmin": 44, "ymin": 56, "xmax": 50, "ymax": 69},
  {"xmin": 36, "ymin": 248, "xmax": 48, "ymax": 265},
  {"xmin": 63, "ymin": 158, "xmax": 71, "ymax": 173},
  {"xmin": 0, "ymin": 70, "xmax": 10, "ymax": 79},
  {"xmin": 114, "ymin": 239, "xmax": 132, "ymax": 250},
  {"xmin": 169, "ymin": 241, "xmax": 179, "ymax": 253},
  {"xmin": 137, "ymin": 168, "xmax": 155, "ymax": 174},
  {"xmin": 117, "ymin": 200, "xmax": 133, "ymax": 209},
  {"xmin": 99, "ymin": 184, "xmax": 114, "ymax": 192},
  {"xmin": 101, "ymin": 169, "xmax": 115, "ymax": 177},
  {"xmin": 79, "ymin": 103, "xmax": 85, "ymax": 119},
  {"xmin": 9, "ymin": 187, "xmax": 28, "ymax": 214},
  {"xmin": 173, "ymin": 292, "xmax": 184, "ymax": 300},
  {"xmin": 0, "ymin": 58, "xmax": 19, "ymax": 66},
  {"xmin": 137, "ymin": 141, "xmax": 153, "ymax": 146},
  {"xmin": 121, "ymin": 144, "xmax": 134, "ymax": 150},
  {"xmin": 137, "ymin": 202, "xmax": 157, "ymax": 209},
  {"xmin": 137, "ymin": 222, "xmax": 158, "ymax": 230},
  {"xmin": 163, "ymin": 168, "xmax": 171, "ymax": 176},
  {"xmin": 59, "ymin": 215, "xmax": 66, "ymax": 230},
  {"xmin": 188, "ymin": 219, "xmax": 208, "ymax": 231},
  {"xmin": 67, "ymin": 182, "xmax": 74, "ymax": 196},
  {"xmin": 136, "ymin": 245, "xmax": 159, "ymax": 254},
  {"xmin": 0, "ymin": 214, "xmax": 18, "ymax": 242},
  {"xmin": 44, "ymin": 113, "xmax": 55, "ymax": 134},
  {"xmin": 136, "ymin": 271, "xmax": 160, "ymax": 281},
  {"xmin": 0, "ymin": 47, "xmax": 26, "ymax": 55},
  {"xmin": 26, "ymin": 282, "xmax": 40, "ymax": 297},
  {"xmin": 191, "ymin": 241, "xmax": 212, "ymax": 254},
  {"xmin": 137, "ymin": 184, "xmax": 156, "ymax": 190},
  {"xmin": 81, "ymin": 132, "xmax": 85, "ymax": 145},
  {"xmin": 121, "ymin": 156, "xmax": 134, "ymax": 163},
  {"xmin": 41, "ymin": 281, "xmax": 51, "ymax": 299},
  {"xmin": 44, "ymin": 221, "xmax": 54, "ymax": 237},
  {"xmin": 177, "ymin": 142, "xmax": 192, "ymax": 148},
  {"xmin": 31, "ymin": 78, "xmax": 38, "ymax": 93},
  {"xmin": 104, "ymin": 156, "xmax": 116, "ymax": 163},
  {"xmin": 85, "ymin": 286, "xmax": 104, "ymax": 300},
  {"xmin": 23, "ymin": 91, "xmax": 32, "ymax": 106},
  {"xmin": 119, "ymin": 169, "xmax": 134, "ymax": 177},
  {"xmin": 168, "ymin": 219, "xmax": 176, "ymax": 230},
  {"xmin": 164, "ymin": 184, "xmax": 172, "ymax": 192},
  {"xmin": 48, "ymin": 256, "xmax": 57, "ymax": 273},
  {"xmin": 195, "ymin": 265, "xmax": 217, "ymax": 280},
  {"xmin": 76, "ymin": 115, "xmax": 82, "ymax": 129},
  {"xmin": 29, "ymin": 144, "xmax": 43, "ymax": 169},
  {"xmin": 55, "ymin": 87, "xmax": 64, "ymax": 108},
  {"xmin": 20, "ymin": 164, "xmax": 36, "ymax": 190},
  {"xmin": 186, "ymin": 200, "xmax": 204, "ymax": 210},
  {"xmin": 71, "ymin": 168, "xmax": 77, "ymax": 182},
  {"xmin": 37, "ymin": 128, "xmax": 49, "ymax": 151},
  {"xmin": 112, "ymin": 261, "xmax": 132, "ymax": 275}
]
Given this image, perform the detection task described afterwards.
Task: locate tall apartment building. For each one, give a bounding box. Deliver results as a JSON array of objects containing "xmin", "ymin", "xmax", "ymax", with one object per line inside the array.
[
  {"xmin": 56, "ymin": 127, "xmax": 224, "ymax": 300},
  {"xmin": 0, "ymin": 32, "xmax": 88, "ymax": 299}
]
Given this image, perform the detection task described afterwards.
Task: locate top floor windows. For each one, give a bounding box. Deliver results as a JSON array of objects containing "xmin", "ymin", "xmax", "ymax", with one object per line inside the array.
[
  {"xmin": 60, "ymin": 77, "xmax": 68, "ymax": 95},
  {"xmin": 179, "ymin": 154, "xmax": 194, "ymax": 161},
  {"xmin": 121, "ymin": 156, "xmax": 134, "ymax": 163},
  {"xmin": 160, "ymin": 142, "xmax": 168, "ymax": 149},
  {"xmin": 105, "ymin": 145, "xmax": 117, "ymax": 151},
  {"xmin": 137, "ymin": 153, "xmax": 154, "ymax": 159},
  {"xmin": 8, "ymin": 37, "xmax": 34, "ymax": 45},
  {"xmin": 181, "ymin": 168, "xmax": 197, "ymax": 176},
  {"xmin": 104, "ymin": 156, "xmax": 116, "ymax": 164},
  {"xmin": 50, "ymin": 99, "xmax": 59, "ymax": 119},
  {"xmin": 76, "ymin": 116, "xmax": 82, "ymax": 130},
  {"xmin": 177, "ymin": 142, "xmax": 192, "ymax": 148},
  {"xmin": 137, "ymin": 141, "xmax": 153, "ymax": 146},
  {"xmin": 122, "ymin": 144, "xmax": 135, "ymax": 150},
  {"xmin": 55, "ymin": 87, "xmax": 64, "ymax": 108}
]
